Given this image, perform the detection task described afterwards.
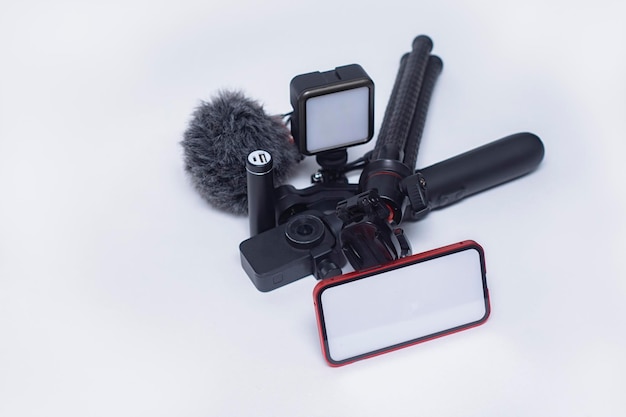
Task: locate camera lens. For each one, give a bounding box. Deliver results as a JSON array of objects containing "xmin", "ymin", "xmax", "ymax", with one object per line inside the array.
[
  {"xmin": 285, "ymin": 214, "xmax": 325, "ymax": 249},
  {"xmin": 295, "ymin": 223, "xmax": 314, "ymax": 236}
]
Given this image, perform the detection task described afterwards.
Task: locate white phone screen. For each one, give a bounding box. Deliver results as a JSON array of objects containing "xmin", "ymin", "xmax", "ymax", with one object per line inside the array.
[{"xmin": 317, "ymin": 245, "xmax": 488, "ymax": 364}]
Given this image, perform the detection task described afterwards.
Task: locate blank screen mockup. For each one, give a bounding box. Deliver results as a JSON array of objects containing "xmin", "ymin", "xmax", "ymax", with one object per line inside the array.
[{"xmin": 319, "ymin": 248, "xmax": 488, "ymax": 363}]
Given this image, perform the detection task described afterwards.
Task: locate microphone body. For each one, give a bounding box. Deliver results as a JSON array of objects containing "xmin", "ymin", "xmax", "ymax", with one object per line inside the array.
[{"xmin": 247, "ymin": 150, "xmax": 276, "ymax": 235}]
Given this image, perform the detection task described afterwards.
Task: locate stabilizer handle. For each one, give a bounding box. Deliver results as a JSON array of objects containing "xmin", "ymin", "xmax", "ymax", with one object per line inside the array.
[{"xmin": 406, "ymin": 132, "xmax": 545, "ymax": 213}]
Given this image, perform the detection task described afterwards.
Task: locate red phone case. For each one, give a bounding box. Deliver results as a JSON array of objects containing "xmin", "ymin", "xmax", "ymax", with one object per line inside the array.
[{"xmin": 313, "ymin": 240, "xmax": 490, "ymax": 367}]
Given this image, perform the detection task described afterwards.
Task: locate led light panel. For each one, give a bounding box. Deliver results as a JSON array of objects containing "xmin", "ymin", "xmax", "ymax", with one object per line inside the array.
[
  {"xmin": 290, "ymin": 64, "xmax": 374, "ymax": 155},
  {"xmin": 305, "ymin": 86, "xmax": 371, "ymax": 154}
]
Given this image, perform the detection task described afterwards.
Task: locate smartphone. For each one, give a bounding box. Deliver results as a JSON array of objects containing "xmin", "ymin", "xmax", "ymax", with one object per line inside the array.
[{"xmin": 313, "ymin": 240, "xmax": 490, "ymax": 367}]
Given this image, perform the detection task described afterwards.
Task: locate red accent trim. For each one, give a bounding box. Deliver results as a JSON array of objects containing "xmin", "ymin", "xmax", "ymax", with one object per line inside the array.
[
  {"xmin": 384, "ymin": 204, "xmax": 395, "ymax": 222},
  {"xmin": 365, "ymin": 171, "xmax": 404, "ymax": 181},
  {"xmin": 312, "ymin": 240, "xmax": 489, "ymax": 367}
]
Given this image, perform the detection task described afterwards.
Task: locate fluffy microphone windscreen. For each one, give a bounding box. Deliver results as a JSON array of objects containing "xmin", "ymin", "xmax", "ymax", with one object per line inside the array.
[{"xmin": 181, "ymin": 90, "xmax": 301, "ymax": 214}]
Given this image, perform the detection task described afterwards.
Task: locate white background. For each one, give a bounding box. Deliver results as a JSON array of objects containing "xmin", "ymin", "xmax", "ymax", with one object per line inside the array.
[{"xmin": 1, "ymin": 1, "xmax": 625, "ymax": 416}]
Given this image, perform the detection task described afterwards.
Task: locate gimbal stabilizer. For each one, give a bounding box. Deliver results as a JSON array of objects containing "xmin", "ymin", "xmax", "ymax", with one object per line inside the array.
[{"xmin": 240, "ymin": 35, "xmax": 544, "ymax": 292}]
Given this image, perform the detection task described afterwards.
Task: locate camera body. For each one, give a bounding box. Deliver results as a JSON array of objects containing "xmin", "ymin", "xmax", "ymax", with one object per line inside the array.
[
  {"xmin": 240, "ymin": 211, "xmax": 346, "ymax": 292},
  {"xmin": 240, "ymin": 64, "xmax": 378, "ymax": 292}
]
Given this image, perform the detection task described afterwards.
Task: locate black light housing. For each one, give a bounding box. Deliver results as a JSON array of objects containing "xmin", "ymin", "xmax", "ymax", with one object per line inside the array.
[{"xmin": 289, "ymin": 64, "xmax": 374, "ymax": 156}]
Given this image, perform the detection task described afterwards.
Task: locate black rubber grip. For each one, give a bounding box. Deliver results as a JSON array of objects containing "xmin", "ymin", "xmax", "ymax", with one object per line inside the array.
[
  {"xmin": 419, "ymin": 132, "xmax": 545, "ymax": 209},
  {"xmin": 375, "ymin": 35, "xmax": 433, "ymax": 157},
  {"xmin": 402, "ymin": 54, "xmax": 443, "ymax": 170}
]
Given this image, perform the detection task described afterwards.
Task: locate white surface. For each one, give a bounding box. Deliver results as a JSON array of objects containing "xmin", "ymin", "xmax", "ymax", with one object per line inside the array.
[
  {"xmin": 1, "ymin": 1, "xmax": 625, "ymax": 416},
  {"xmin": 305, "ymin": 86, "xmax": 371, "ymax": 153},
  {"xmin": 321, "ymin": 248, "xmax": 487, "ymax": 362}
]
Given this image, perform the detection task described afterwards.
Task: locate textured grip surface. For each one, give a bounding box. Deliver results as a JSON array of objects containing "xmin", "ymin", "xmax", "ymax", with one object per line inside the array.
[
  {"xmin": 375, "ymin": 35, "xmax": 433, "ymax": 158},
  {"xmin": 402, "ymin": 54, "xmax": 443, "ymax": 170},
  {"xmin": 420, "ymin": 132, "xmax": 545, "ymax": 209}
]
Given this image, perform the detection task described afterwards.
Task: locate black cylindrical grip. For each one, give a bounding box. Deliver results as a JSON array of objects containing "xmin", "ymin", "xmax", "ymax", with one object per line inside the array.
[
  {"xmin": 376, "ymin": 35, "xmax": 433, "ymax": 156},
  {"xmin": 419, "ymin": 132, "xmax": 545, "ymax": 209},
  {"xmin": 247, "ymin": 150, "xmax": 276, "ymax": 236}
]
